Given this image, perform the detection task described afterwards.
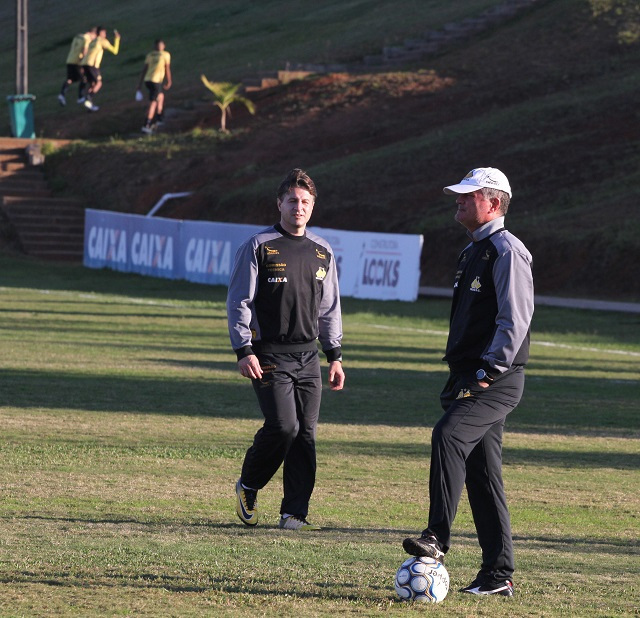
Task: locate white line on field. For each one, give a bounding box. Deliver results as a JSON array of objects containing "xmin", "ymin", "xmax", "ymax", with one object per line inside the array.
[{"xmin": 363, "ymin": 324, "xmax": 640, "ymax": 358}]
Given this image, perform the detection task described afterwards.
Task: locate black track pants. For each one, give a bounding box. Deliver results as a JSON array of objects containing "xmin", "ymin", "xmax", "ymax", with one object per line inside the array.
[
  {"xmin": 241, "ymin": 350, "xmax": 322, "ymax": 518},
  {"xmin": 425, "ymin": 366, "xmax": 525, "ymax": 582}
]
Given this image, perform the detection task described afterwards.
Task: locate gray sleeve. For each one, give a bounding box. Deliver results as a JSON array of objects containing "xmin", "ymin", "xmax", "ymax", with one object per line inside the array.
[
  {"xmin": 317, "ymin": 249, "xmax": 343, "ymax": 360},
  {"xmin": 484, "ymin": 246, "xmax": 534, "ymax": 373},
  {"xmin": 226, "ymin": 239, "xmax": 259, "ymax": 357}
]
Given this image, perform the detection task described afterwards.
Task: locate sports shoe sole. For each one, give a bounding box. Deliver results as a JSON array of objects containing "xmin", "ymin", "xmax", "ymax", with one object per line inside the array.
[
  {"xmin": 402, "ymin": 537, "xmax": 445, "ymax": 562},
  {"xmin": 461, "ymin": 580, "xmax": 514, "ymax": 596},
  {"xmin": 278, "ymin": 517, "xmax": 320, "ymax": 531}
]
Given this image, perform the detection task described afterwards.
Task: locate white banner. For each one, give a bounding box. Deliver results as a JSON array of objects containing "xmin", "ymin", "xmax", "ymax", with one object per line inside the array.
[
  {"xmin": 313, "ymin": 227, "xmax": 423, "ymax": 301},
  {"xmin": 84, "ymin": 210, "xmax": 423, "ymax": 301}
]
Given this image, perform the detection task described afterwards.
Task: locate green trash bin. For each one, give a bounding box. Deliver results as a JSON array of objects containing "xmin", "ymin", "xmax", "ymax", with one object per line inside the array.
[{"xmin": 7, "ymin": 94, "xmax": 36, "ymax": 138}]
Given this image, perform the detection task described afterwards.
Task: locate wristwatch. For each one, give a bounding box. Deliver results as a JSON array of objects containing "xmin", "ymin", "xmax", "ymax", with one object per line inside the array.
[{"xmin": 475, "ymin": 368, "xmax": 494, "ymax": 384}]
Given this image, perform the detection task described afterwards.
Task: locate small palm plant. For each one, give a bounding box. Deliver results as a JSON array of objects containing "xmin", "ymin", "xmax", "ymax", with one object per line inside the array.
[{"xmin": 200, "ymin": 75, "xmax": 256, "ymax": 132}]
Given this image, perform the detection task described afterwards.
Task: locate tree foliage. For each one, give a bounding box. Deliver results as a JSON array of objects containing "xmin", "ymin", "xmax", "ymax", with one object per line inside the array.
[
  {"xmin": 200, "ymin": 75, "xmax": 256, "ymax": 131},
  {"xmin": 590, "ymin": 0, "xmax": 640, "ymax": 43}
]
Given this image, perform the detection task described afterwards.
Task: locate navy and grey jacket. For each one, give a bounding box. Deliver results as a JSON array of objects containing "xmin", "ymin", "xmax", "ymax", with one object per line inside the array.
[
  {"xmin": 227, "ymin": 223, "xmax": 343, "ymax": 362},
  {"xmin": 444, "ymin": 217, "xmax": 534, "ymax": 377}
]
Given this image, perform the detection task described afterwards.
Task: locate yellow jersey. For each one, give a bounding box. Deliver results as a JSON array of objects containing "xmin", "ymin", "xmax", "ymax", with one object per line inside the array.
[
  {"xmin": 144, "ymin": 50, "xmax": 171, "ymax": 83},
  {"xmin": 82, "ymin": 35, "xmax": 120, "ymax": 68},
  {"xmin": 65, "ymin": 33, "xmax": 91, "ymax": 65}
]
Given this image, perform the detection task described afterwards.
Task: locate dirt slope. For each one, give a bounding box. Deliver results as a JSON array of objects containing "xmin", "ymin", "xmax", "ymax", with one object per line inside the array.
[{"xmin": 43, "ymin": 1, "xmax": 640, "ymax": 300}]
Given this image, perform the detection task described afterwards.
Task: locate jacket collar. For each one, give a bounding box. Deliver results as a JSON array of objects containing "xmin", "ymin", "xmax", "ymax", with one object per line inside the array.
[{"xmin": 468, "ymin": 216, "xmax": 505, "ymax": 242}]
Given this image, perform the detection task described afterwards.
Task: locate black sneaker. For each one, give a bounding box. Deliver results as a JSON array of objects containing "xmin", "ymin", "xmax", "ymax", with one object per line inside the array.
[
  {"xmin": 461, "ymin": 579, "xmax": 514, "ymax": 596},
  {"xmin": 402, "ymin": 534, "xmax": 445, "ymax": 563},
  {"xmin": 235, "ymin": 478, "xmax": 258, "ymax": 526}
]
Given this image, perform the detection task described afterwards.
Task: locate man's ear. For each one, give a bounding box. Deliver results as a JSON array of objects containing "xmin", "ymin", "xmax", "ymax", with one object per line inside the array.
[{"xmin": 489, "ymin": 197, "xmax": 501, "ymax": 212}]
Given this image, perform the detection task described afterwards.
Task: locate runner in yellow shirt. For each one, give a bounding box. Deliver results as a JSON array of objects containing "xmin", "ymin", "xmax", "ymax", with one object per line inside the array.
[
  {"xmin": 58, "ymin": 27, "xmax": 97, "ymax": 106},
  {"xmin": 136, "ymin": 40, "xmax": 172, "ymax": 134},
  {"xmin": 81, "ymin": 26, "xmax": 121, "ymax": 112}
]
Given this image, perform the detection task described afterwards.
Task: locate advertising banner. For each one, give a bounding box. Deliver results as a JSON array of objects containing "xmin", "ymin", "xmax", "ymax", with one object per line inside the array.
[{"xmin": 84, "ymin": 210, "xmax": 423, "ymax": 301}]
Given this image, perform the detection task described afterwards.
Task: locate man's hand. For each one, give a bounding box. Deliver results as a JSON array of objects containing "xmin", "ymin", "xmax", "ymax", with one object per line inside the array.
[
  {"xmin": 238, "ymin": 355, "xmax": 263, "ymax": 380},
  {"xmin": 328, "ymin": 361, "xmax": 345, "ymax": 391}
]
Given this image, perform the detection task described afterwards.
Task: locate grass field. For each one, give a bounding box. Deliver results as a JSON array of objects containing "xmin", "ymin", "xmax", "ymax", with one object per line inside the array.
[{"xmin": 0, "ymin": 255, "xmax": 638, "ymax": 616}]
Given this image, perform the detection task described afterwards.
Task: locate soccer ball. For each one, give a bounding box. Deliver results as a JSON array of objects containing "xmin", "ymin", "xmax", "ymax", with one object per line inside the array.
[{"xmin": 394, "ymin": 556, "xmax": 449, "ymax": 603}]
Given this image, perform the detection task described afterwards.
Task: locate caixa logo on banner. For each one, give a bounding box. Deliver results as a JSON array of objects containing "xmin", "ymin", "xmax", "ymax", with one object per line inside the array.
[
  {"xmin": 86, "ymin": 226, "xmax": 127, "ymax": 264},
  {"xmin": 184, "ymin": 238, "xmax": 231, "ymax": 275},
  {"xmin": 131, "ymin": 232, "xmax": 174, "ymax": 270}
]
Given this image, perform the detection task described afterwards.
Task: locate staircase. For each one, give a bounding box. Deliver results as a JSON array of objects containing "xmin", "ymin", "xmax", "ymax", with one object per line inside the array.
[{"xmin": 0, "ymin": 137, "xmax": 85, "ymax": 262}]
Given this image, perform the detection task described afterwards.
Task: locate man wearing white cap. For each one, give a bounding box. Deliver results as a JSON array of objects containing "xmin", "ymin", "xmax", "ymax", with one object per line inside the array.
[{"xmin": 402, "ymin": 167, "xmax": 534, "ymax": 597}]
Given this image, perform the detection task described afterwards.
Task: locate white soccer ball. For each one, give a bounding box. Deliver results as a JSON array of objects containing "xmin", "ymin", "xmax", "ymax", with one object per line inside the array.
[{"xmin": 394, "ymin": 556, "xmax": 449, "ymax": 603}]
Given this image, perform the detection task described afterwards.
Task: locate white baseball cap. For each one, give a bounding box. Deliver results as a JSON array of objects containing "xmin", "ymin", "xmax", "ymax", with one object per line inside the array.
[{"xmin": 443, "ymin": 167, "xmax": 512, "ymax": 198}]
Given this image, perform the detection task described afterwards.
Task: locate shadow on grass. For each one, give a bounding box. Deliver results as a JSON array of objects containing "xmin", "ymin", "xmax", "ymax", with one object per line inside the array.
[
  {"xmin": 12, "ymin": 515, "xmax": 639, "ymax": 555},
  {"xmin": 2, "ymin": 364, "xmax": 639, "ymax": 438}
]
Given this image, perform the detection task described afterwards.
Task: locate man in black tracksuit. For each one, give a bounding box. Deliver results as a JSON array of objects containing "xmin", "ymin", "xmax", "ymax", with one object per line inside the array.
[
  {"xmin": 227, "ymin": 168, "xmax": 345, "ymax": 531},
  {"xmin": 403, "ymin": 168, "xmax": 534, "ymax": 597}
]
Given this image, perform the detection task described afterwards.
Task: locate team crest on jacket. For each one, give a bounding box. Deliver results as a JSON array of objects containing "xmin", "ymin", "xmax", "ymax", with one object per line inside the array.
[
  {"xmin": 315, "ymin": 266, "xmax": 327, "ymax": 280},
  {"xmin": 316, "ymin": 248, "xmax": 326, "ymax": 259},
  {"xmin": 470, "ymin": 276, "xmax": 482, "ymax": 292},
  {"xmin": 457, "ymin": 389, "xmax": 472, "ymax": 399}
]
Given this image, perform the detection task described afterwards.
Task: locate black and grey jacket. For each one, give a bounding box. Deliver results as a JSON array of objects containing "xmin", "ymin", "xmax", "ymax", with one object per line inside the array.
[
  {"xmin": 227, "ymin": 223, "xmax": 343, "ymax": 362},
  {"xmin": 444, "ymin": 217, "xmax": 534, "ymax": 378}
]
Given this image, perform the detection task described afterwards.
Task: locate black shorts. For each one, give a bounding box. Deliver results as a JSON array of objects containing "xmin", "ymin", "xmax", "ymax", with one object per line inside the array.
[
  {"xmin": 145, "ymin": 81, "xmax": 164, "ymax": 101},
  {"xmin": 66, "ymin": 64, "xmax": 86, "ymax": 83},
  {"xmin": 84, "ymin": 66, "xmax": 101, "ymax": 86}
]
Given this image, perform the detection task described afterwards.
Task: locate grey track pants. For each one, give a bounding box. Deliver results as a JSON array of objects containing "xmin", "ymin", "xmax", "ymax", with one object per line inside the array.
[
  {"xmin": 425, "ymin": 365, "xmax": 525, "ymax": 582},
  {"xmin": 241, "ymin": 349, "xmax": 322, "ymax": 518}
]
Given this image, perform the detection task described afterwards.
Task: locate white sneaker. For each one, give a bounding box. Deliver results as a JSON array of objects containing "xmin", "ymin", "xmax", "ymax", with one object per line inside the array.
[
  {"xmin": 58, "ymin": 94, "xmax": 66, "ymax": 106},
  {"xmin": 278, "ymin": 515, "xmax": 320, "ymax": 531},
  {"xmin": 141, "ymin": 126, "xmax": 154, "ymax": 134},
  {"xmin": 84, "ymin": 100, "xmax": 99, "ymax": 112}
]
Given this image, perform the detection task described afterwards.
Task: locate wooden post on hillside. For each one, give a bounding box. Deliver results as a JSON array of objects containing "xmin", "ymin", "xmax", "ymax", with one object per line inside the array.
[{"xmin": 16, "ymin": 0, "xmax": 28, "ymax": 94}]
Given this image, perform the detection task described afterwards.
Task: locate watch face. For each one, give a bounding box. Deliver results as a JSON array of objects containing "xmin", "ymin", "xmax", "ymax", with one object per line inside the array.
[{"xmin": 476, "ymin": 369, "xmax": 486, "ymax": 380}]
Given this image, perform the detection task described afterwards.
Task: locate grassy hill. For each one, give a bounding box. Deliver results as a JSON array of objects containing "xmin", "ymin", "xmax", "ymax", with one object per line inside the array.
[{"xmin": 2, "ymin": 0, "xmax": 639, "ymax": 300}]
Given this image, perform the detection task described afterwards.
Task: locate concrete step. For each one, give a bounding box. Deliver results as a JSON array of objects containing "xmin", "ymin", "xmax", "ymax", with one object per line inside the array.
[
  {"xmin": 3, "ymin": 210, "xmax": 84, "ymax": 225},
  {"xmin": 0, "ymin": 152, "xmax": 24, "ymax": 162},
  {"xmin": 2, "ymin": 195, "xmax": 85, "ymax": 208},
  {"xmin": 0, "ymin": 167, "xmax": 46, "ymax": 180},
  {"xmin": 20, "ymin": 235, "xmax": 83, "ymax": 248},
  {"xmin": 0, "ymin": 137, "xmax": 71, "ymax": 149},
  {"xmin": 0, "ymin": 185, "xmax": 52, "ymax": 198},
  {"xmin": 1, "ymin": 161, "xmax": 28, "ymax": 172},
  {"xmin": 25, "ymin": 250, "xmax": 84, "ymax": 261},
  {"xmin": 19, "ymin": 230, "xmax": 84, "ymax": 242}
]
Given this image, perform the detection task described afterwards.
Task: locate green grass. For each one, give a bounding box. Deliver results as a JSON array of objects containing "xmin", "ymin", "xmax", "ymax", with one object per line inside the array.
[{"xmin": 0, "ymin": 255, "xmax": 638, "ymax": 616}]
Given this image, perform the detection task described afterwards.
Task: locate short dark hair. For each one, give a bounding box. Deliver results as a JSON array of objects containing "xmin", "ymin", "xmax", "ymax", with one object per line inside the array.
[
  {"xmin": 154, "ymin": 39, "xmax": 164, "ymax": 47},
  {"xmin": 97, "ymin": 26, "xmax": 107, "ymax": 35},
  {"xmin": 277, "ymin": 168, "xmax": 317, "ymax": 202}
]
